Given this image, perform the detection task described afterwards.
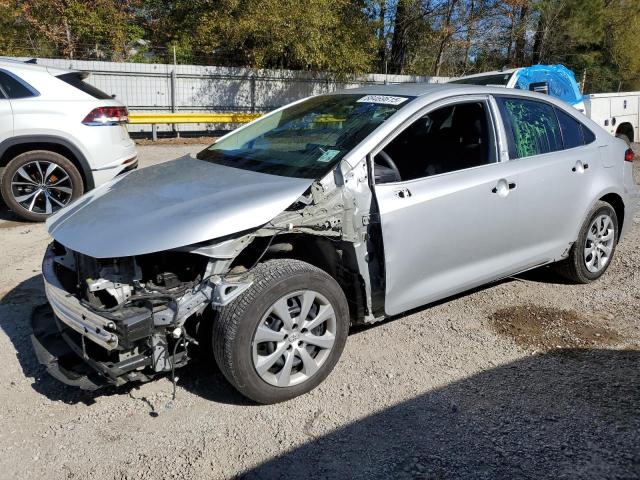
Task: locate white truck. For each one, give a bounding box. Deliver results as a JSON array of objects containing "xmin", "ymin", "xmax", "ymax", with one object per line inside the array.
[
  {"xmin": 584, "ymin": 91, "xmax": 638, "ymax": 144},
  {"xmin": 451, "ymin": 65, "xmax": 639, "ymax": 144}
]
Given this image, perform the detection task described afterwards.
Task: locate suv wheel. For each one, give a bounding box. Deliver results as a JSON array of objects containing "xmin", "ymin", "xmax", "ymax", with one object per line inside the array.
[
  {"xmin": 555, "ymin": 201, "xmax": 618, "ymax": 283},
  {"xmin": 213, "ymin": 259, "xmax": 349, "ymax": 404},
  {"xmin": 1, "ymin": 150, "xmax": 83, "ymax": 221}
]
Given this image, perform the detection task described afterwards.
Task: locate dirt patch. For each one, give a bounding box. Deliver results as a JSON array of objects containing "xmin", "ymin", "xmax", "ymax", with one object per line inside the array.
[
  {"xmin": 135, "ymin": 136, "xmax": 217, "ymax": 146},
  {"xmin": 490, "ymin": 305, "xmax": 623, "ymax": 351}
]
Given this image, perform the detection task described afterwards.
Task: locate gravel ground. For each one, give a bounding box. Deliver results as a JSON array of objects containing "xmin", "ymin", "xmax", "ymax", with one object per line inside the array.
[{"xmin": 0, "ymin": 144, "xmax": 638, "ymax": 480}]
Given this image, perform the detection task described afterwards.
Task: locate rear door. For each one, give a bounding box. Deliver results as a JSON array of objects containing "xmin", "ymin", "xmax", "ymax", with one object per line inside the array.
[
  {"xmin": 372, "ymin": 96, "xmax": 520, "ymax": 315},
  {"xmin": 494, "ymin": 96, "xmax": 599, "ymax": 266}
]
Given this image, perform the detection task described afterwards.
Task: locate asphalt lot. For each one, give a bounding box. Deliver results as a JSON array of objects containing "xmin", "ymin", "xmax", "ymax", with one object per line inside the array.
[{"xmin": 0, "ymin": 143, "xmax": 639, "ymax": 479}]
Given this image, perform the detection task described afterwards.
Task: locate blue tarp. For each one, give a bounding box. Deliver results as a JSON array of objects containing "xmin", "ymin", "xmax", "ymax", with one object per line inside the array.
[{"xmin": 514, "ymin": 65, "xmax": 583, "ymax": 107}]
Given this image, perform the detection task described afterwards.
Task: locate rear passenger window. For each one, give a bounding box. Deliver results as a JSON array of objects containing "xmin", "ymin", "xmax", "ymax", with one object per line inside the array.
[
  {"xmin": 555, "ymin": 108, "xmax": 584, "ymax": 149},
  {"xmin": 582, "ymin": 125, "xmax": 596, "ymax": 144},
  {"xmin": 0, "ymin": 71, "xmax": 36, "ymax": 99},
  {"xmin": 496, "ymin": 97, "xmax": 562, "ymax": 159}
]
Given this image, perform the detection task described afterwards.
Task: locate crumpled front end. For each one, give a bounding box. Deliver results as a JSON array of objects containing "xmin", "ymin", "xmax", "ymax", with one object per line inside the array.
[{"xmin": 32, "ymin": 240, "xmax": 250, "ymax": 389}]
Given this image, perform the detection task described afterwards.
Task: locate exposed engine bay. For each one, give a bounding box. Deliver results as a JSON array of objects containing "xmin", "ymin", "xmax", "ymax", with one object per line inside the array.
[{"xmin": 35, "ymin": 162, "xmax": 385, "ymax": 390}]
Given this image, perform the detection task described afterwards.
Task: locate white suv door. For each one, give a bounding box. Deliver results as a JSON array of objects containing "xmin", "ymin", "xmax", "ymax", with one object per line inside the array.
[{"xmin": 372, "ymin": 97, "xmax": 520, "ymax": 315}]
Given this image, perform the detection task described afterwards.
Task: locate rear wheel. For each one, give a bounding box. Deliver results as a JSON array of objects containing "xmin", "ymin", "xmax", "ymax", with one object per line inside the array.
[
  {"xmin": 555, "ymin": 201, "xmax": 618, "ymax": 283},
  {"xmin": 212, "ymin": 259, "xmax": 349, "ymax": 404},
  {"xmin": 1, "ymin": 150, "xmax": 83, "ymax": 221}
]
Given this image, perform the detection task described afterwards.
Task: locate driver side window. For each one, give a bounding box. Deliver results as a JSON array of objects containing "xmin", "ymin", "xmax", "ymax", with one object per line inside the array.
[{"xmin": 374, "ymin": 101, "xmax": 495, "ymax": 183}]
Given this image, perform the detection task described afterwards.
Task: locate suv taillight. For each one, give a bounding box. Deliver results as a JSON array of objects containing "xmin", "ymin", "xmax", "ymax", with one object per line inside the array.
[
  {"xmin": 625, "ymin": 148, "xmax": 635, "ymax": 162},
  {"xmin": 82, "ymin": 106, "xmax": 129, "ymax": 126}
]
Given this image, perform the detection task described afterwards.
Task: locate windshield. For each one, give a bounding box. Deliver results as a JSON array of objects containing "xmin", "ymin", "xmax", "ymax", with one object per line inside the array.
[
  {"xmin": 196, "ymin": 94, "xmax": 413, "ymax": 178},
  {"xmin": 449, "ymin": 73, "xmax": 514, "ymax": 86}
]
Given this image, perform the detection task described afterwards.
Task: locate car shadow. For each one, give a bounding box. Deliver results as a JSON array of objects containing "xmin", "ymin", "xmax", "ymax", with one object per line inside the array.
[
  {"xmin": 1, "ymin": 274, "xmax": 96, "ymax": 404},
  {"xmin": 0, "ymin": 198, "xmax": 24, "ymax": 223},
  {"xmin": 239, "ymin": 348, "xmax": 640, "ymax": 479}
]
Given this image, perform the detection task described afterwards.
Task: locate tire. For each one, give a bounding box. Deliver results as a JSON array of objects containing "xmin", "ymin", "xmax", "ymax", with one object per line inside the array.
[
  {"xmin": 1, "ymin": 150, "xmax": 83, "ymax": 222},
  {"xmin": 555, "ymin": 201, "xmax": 618, "ymax": 283},
  {"xmin": 616, "ymin": 133, "xmax": 631, "ymax": 146},
  {"xmin": 213, "ymin": 259, "xmax": 349, "ymax": 404}
]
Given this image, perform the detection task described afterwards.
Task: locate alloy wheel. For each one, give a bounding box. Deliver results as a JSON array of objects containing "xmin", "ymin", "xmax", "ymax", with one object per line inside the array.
[
  {"xmin": 252, "ymin": 290, "xmax": 337, "ymax": 388},
  {"xmin": 10, "ymin": 160, "xmax": 74, "ymax": 215},
  {"xmin": 583, "ymin": 214, "xmax": 615, "ymax": 273}
]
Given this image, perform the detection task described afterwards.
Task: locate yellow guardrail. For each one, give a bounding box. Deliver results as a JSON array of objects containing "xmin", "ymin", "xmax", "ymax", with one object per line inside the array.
[
  {"xmin": 128, "ymin": 112, "xmax": 347, "ymax": 141},
  {"xmin": 128, "ymin": 112, "xmax": 263, "ymax": 124}
]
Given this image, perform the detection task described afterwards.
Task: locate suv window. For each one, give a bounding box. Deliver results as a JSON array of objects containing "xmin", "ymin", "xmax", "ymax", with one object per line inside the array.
[
  {"xmin": 57, "ymin": 72, "xmax": 113, "ymax": 100},
  {"xmin": 0, "ymin": 70, "xmax": 37, "ymax": 99},
  {"xmin": 374, "ymin": 101, "xmax": 494, "ymax": 183},
  {"xmin": 496, "ymin": 97, "xmax": 562, "ymax": 159}
]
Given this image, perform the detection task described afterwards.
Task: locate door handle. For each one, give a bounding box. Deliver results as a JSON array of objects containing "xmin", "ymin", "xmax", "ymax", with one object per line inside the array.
[
  {"xmin": 393, "ymin": 187, "xmax": 411, "ymax": 198},
  {"xmin": 572, "ymin": 161, "xmax": 589, "ymax": 173},
  {"xmin": 491, "ymin": 179, "xmax": 516, "ymax": 196}
]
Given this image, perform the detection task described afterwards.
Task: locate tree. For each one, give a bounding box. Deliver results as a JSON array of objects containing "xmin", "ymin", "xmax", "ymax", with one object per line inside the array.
[{"xmin": 12, "ymin": 0, "xmax": 141, "ymax": 60}]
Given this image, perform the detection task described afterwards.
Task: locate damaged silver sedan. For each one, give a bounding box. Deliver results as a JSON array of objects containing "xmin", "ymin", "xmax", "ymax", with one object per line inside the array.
[{"xmin": 32, "ymin": 84, "xmax": 638, "ymax": 403}]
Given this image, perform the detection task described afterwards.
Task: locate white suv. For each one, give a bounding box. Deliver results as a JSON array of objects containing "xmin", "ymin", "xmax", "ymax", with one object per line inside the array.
[{"xmin": 0, "ymin": 59, "xmax": 137, "ymax": 221}]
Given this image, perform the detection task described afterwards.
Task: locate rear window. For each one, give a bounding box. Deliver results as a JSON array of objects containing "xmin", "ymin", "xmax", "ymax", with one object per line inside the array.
[
  {"xmin": 57, "ymin": 72, "xmax": 113, "ymax": 99},
  {"xmin": 0, "ymin": 70, "xmax": 37, "ymax": 99}
]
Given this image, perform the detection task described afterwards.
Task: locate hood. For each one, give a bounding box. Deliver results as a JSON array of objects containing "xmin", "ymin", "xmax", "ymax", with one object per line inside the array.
[{"xmin": 47, "ymin": 156, "xmax": 313, "ymax": 258}]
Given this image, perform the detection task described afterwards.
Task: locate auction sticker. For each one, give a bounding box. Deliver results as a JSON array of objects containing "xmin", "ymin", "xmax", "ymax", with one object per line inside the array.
[
  {"xmin": 317, "ymin": 149, "xmax": 340, "ymax": 163},
  {"xmin": 357, "ymin": 95, "xmax": 408, "ymax": 105}
]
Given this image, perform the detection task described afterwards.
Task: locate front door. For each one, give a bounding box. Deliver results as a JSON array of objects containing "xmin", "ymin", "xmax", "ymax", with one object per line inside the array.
[{"xmin": 372, "ymin": 98, "xmax": 519, "ymax": 316}]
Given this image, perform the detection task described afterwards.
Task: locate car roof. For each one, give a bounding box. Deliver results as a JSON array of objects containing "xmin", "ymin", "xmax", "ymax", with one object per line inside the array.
[
  {"xmin": 334, "ymin": 82, "xmax": 457, "ymax": 97},
  {"xmin": 0, "ymin": 58, "xmax": 72, "ymax": 76},
  {"xmin": 332, "ymin": 82, "xmax": 526, "ymax": 98}
]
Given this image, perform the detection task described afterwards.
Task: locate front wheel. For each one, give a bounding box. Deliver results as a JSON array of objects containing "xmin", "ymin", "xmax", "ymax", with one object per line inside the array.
[
  {"xmin": 212, "ymin": 259, "xmax": 349, "ymax": 404},
  {"xmin": 555, "ymin": 201, "xmax": 618, "ymax": 283}
]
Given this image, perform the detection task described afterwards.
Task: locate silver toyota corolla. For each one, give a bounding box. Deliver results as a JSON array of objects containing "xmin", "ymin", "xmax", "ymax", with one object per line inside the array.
[{"xmin": 32, "ymin": 84, "xmax": 638, "ymax": 404}]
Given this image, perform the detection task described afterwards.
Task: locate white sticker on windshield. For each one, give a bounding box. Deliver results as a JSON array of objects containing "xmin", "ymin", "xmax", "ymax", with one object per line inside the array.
[
  {"xmin": 317, "ymin": 149, "xmax": 340, "ymax": 163},
  {"xmin": 357, "ymin": 95, "xmax": 408, "ymax": 105}
]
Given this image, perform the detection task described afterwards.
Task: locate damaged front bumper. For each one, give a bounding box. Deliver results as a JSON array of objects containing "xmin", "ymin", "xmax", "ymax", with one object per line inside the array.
[
  {"xmin": 32, "ymin": 242, "xmax": 250, "ymax": 390},
  {"xmin": 30, "ymin": 304, "xmax": 152, "ymax": 390}
]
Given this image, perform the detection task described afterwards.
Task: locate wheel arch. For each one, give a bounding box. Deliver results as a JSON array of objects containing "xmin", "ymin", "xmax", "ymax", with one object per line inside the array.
[
  {"xmin": 615, "ymin": 122, "xmax": 634, "ymax": 143},
  {"xmin": 0, "ymin": 135, "xmax": 93, "ymax": 191},
  {"xmin": 599, "ymin": 192, "xmax": 625, "ymax": 234},
  {"xmin": 231, "ymin": 233, "xmax": 368, "ymax": 325}
]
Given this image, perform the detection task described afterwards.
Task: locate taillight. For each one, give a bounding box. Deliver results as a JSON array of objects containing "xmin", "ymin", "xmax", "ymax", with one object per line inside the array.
[
  {"xmin": 82, "ymin": 106, "xmax": 128, "ymax": 126},
  {"xmin": 625, "ymin": 148, "xmax": 635, "ymax": 162}
]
